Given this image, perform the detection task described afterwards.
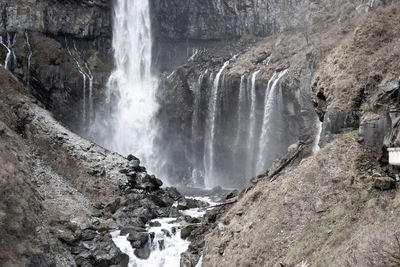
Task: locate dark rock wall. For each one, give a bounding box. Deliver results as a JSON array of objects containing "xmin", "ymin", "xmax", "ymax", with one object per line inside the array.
[{"xmin": 0, "ymin": 0, "xmax": 113, "ymax": 134}]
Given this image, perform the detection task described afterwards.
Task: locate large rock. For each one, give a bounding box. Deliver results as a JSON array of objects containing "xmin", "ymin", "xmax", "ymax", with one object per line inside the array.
[{"xmin": 374, "ymin": 176, "xmax": 396, "ymax": 190}]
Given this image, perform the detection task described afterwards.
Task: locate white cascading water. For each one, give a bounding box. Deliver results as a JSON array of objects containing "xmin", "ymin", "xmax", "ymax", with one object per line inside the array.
[
  {"xmin": 245, "ymin": 70, "xmax": 260, "ymax": 177},
  {"xmin": 105, "ymin": 0, "xmax": 158, "ymax": 169},
  {"xmin": 256, "ymin": 69, "xmax": 288, "ymax": 172},
  {"xmin": 204, "ymin": 60, "xmax": 230, "ymax": 188},
  {"xmin": 66, "ymin": 43, "xmax": 88, "ymax": 124},
  {"xmin": 0, "ymin": 33, "xmax": 15, "ymax": 70},
  {"xmin": 191, "ymin": 70, "xmax": 207, "ymax": 186},
  {"xmin": 24, "ymin": 30, "xmax": 33, "ymax": 91},
  {"xmin": 312, "ymin": 120, "xmax": 323, "ymax": 153},
  {"xmin": 112, "ymin": 197, "xmax": 218, "ymax": 267},
  {"xmin": 234, "ymin": 75, "xmax": 247, "ymax": 148}
]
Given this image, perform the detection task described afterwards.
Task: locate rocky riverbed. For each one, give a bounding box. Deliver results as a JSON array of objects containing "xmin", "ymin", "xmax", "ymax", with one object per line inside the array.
[{"xmin": 0, "ymin": 65, "xmax": 230, "ymax": 266}]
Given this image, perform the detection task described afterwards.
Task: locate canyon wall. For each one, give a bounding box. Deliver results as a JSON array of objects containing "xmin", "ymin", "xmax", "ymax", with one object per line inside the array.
[{"xmin": 0, "ymin": 0, "xmax": 113, "ymax": 134}]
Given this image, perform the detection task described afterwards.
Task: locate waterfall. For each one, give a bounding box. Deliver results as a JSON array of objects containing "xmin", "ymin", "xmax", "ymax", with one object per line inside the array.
[
  {"xmin": 0, "ymin": 33, "xmax": 15, "ymax": 70},
  {"xmin": 204, "ymin": 60, "xmax": 230, "ymax": 188},
  {"xmin": 234, "ymin": 75, "xmax": 247, "ymax": 148},
  {"xmin": 256, "ymin": 69, "xmax": 288, "ymax": 172},
  {"xmin": 24, "ymin": 30, "xmax": 33, "ymax": 91},
  {"xmin": 245, "ymin": 70, "xmax": 260, "ymax": 177},
  {"xmin": 312, "ymin": 120, "xmax": 323, "ymax": 153},
  {"xmin": 84, "ymin": 63, "xmax": 94, "ymax": 122},
  {"xmin": 66, "ymin": 42, "xmax": 91, "ymax": 125},
  {"xmin": 102, "ymin": 0, "xmax": 158, "ymax": 171},
  {"xmin": 191, "ymin": 70, "xmax": 207, "ymax": 186}
]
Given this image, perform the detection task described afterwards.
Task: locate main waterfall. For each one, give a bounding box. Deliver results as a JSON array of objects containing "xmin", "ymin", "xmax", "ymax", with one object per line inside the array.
[{"xmin": 102, "ymin": 0, "xmax": 159, "ymax": 170}]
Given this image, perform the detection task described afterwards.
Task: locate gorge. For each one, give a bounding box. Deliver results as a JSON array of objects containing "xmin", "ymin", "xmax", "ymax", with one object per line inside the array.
[{"xmin": 1, "ymin": 0, "xmax": 400, "ymax": 266}]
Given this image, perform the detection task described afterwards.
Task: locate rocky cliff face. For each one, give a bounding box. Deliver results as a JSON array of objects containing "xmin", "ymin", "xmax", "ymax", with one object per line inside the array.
[
  {"xmin": 154, "ymin": 0, "xmax": 395, "ymax": 187},
  {"xmin": 0, "ymin": 0, "xmax": 113, "ymax": 135},
  {"xmin": 312, "ymin": 5, "xmax": 400, "ymax": 156},
  {"xmin": 150, "ymin": 0, "xmax": 400, "ymax": 71},
  {"xmin": 197, "ymin": 4, "xmax": 400, "ymax": 267}
]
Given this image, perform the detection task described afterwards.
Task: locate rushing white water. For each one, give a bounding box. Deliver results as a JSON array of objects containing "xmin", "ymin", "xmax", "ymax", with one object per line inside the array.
[
  {"xmin": 204, "ymin": 60, "xmax": 231, "ymax": 188},
  {"xmin": 112, "ymin": 218, "xmax": 190, "ymax": 267},
  {"xmin": 256, "ymin": 69, "xmax": 288, "ymax": 172},
  {"xmin": 245, "ymin": 70, "xmax": 260, "ymax": 177},
  {"xmin": 104, "ymin": 0, "xmax": 158, "ymax": 171},
  {"xmin": 112, "ymin": 197, "xmax": 217, "ymax": 267},
  {"xmin": 24, "ymin": 30, "xmax": 33, "ymax": 91},
  {"xmin": 312, "ymin": 120, "xmax": 323, "ymax": 153}
]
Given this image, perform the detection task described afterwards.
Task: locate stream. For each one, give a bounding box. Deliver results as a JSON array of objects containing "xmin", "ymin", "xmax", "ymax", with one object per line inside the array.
[{"xmin": 111, "ymin": 196, "xmax": 219, "ymax": 267}]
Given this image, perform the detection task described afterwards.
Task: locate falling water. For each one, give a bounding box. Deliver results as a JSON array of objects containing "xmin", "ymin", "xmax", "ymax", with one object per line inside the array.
[
  {"xmin": 204, "ymin": 60, "xmax": 230, "ymax": 188},
  {"xmin": 245, "ymin": 70, "xmax": 260, "ymax": 177},
  {"xmin": 312, "ymin": 120, "xmax": 323, "ymax": 153},
  {"xmin": 103, "ymin": 0, "xmax": 158, "ymax": 171},
  {"xmin": 191, "ymin": 70, "xmax": 207, "ymax": 186},
  {"xmin": 66, "ymin": 43, "xmax": 88, "ymax": 124},
  {"xmin": 8, "ymin": 33, "xmax": 16, "ymax": 69},
  {"xmin": 84, "ymin": 63, "xmax": 94, "ymax": 122},
  {"xmin": 256, "ymin": 69, "xmax": 288, "ymax": 172},
  {"xmin": 234, "ymin": 75, "xmax": 247, "ymax": 148},
  {"xmin": 24, "ymin": 30, "xmax": 33, "ymax": 91},
  {"xmin": 0, "ymin": 33, "xmax": 13, "ymax": 70}
]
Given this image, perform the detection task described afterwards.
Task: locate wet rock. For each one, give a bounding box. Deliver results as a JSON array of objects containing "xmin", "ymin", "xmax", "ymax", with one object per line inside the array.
[
  {"xmin": 148, "ymin": 194, "xmax": 174, "ymax": 207},
  {"xmin": 127, "ymin": 154, "xmax": 139, "ymax": 162},
  {"xmin": 374, "ymin": 177, "xmax": 396, "ymax": 190},
  {"xmin": 134, "ymin": 247, "xmax": 151, "ymax": 260},
  {"xmin": 158, "ymin": 239, "xmax": 165, "ymax": 250},
  {"xmin": 143, "ymin": 175, "xmax": 163, "ymax": 190},
  {"xmin": 171, "ymin": 227, "xmax": 177, "ymax": 235},
  {"xmin": 165, "ymin": 187, "xmax": 182, "ymax": 201},
  {"xmin": 178, "ymin": 198, "xmax": 208, "ymax": 210},
  {"xmin": 120, "ymin": 227, "xmax": 147, "ymax": 235},
  {"xmin": 225, "ymin": 190, "xmax": 239, "ymax": 200},
  {"xmin": 128, "ymin": 159, "xmax": 141, "ymax": 169},
  {"xmin": 181, "ymin": 225, "xmax": 199, "ymax": 240},
  {"xmin": 127, "ymin": 232, "xmax": 149, "ymax": 248},
  {"xmin": 184, "ymin": 216, "xmax": 201, "ymax": 224},
  {"xmin": 149, "ymin": 221, "xmax": 162, "ymax": 227},
  {"xmin": 91, "ymin": 239, "xmax": 129, "ymax": 267},
  {"xmin": 161, "ymin": 229, "xmax": 171, "ymax": 237}
]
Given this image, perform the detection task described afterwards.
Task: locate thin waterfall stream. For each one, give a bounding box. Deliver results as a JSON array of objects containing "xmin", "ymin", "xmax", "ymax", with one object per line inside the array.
[
  {"xmin": 204, "ymin": 59, "xmax": 231, "ymax": 189},
  {"xmin": 24, "ymin": 30, "xmax": 33, "ymax": 91},
  {"xmin": 256, "ymin": 69, "xmax": 288, "ymax": 172}
]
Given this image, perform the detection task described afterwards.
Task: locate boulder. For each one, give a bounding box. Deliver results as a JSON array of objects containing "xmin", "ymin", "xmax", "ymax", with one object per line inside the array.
[
  {"xmin": 134, "ymin": 247, "xmax": 151, "ymax": 260},
  {"xmin": 374, "ymin": 177, "xmax": 396, "ymax": 190},
  {"xmin": 127, "ymin": 232, "xmax": 149, "ymax": 248},
  {"xmin": 181, "ymin": 225, "xmax": 199, "ymax": 240}
]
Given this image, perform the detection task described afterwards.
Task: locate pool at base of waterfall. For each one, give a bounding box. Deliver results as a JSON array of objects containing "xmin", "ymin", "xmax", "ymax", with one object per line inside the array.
[{"xmin": 111, "ymin": 196, "xmax": 219, "ymax": 267}]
